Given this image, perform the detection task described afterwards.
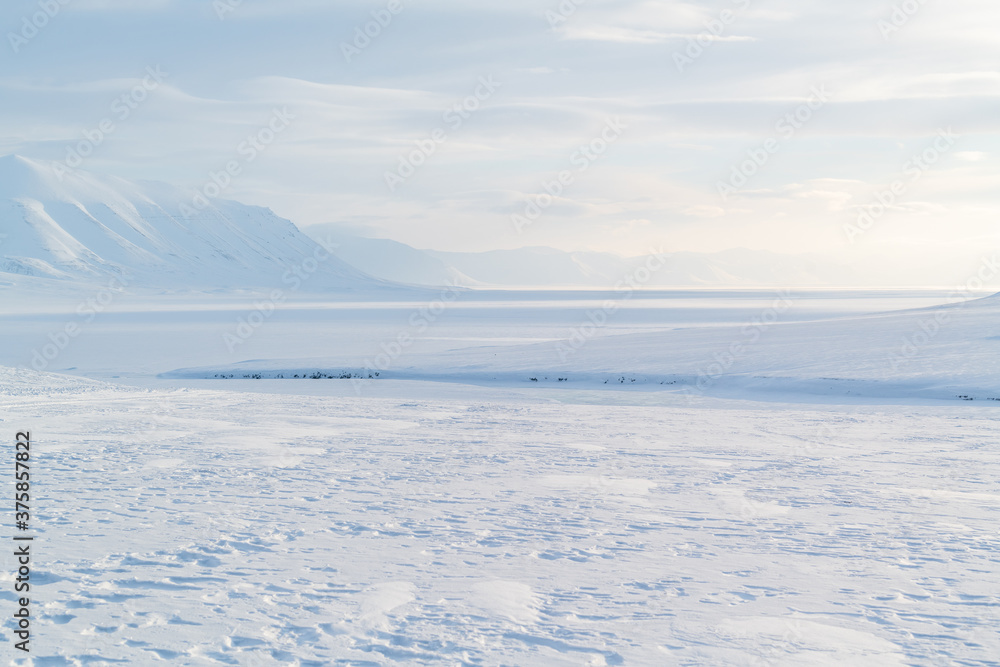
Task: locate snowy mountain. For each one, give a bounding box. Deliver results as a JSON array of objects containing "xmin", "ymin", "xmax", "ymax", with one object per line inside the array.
[{"xmin": 0, "ymin": 156, "xmax": 384, "ymax": 291}]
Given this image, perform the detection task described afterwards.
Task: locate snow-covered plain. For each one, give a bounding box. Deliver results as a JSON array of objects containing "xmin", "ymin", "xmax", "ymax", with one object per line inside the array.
[
  {"xmin": 0, "ymin": 287, "xmax": 998, "ymax": 665},
  {"xmin": 2, "ymin": 366, "xmax": 1000, "ymax": 665}
]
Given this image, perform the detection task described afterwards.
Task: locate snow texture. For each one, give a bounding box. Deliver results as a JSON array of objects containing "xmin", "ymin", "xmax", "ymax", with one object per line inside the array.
[{"xmin": 0, "ymin": 374, "xmax": 997, "ymax": 664}]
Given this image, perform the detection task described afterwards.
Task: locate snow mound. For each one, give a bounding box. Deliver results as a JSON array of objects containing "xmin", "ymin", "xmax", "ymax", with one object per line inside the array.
[{"xmin": 0, "ymin": 365, "xmax": 126, "ymax": 397}]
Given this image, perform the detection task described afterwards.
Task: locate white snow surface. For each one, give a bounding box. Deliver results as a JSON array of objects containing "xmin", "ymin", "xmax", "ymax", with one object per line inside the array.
[
  {"xmin": 0, "ymin": 369, "xmax": 998, "ymax": 664},
  {"xmin": 0, "ymin": 288, "xmax": 998, "ymax": 664}
]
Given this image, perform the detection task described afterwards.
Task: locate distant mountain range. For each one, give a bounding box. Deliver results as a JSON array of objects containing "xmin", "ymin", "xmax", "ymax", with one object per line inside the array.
[
  {"xmin": 0, "ymin": 155, "xmax": 383, "ymax": 292},
  {"xmin": 305, "ymin": 223, "xmax": 965, "ymax": 289}
]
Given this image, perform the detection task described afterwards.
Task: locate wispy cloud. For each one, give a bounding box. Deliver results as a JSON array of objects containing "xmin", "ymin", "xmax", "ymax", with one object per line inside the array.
[{"xmin": 556, "ymin": 26, "xmax": 756, "ymax": 43}]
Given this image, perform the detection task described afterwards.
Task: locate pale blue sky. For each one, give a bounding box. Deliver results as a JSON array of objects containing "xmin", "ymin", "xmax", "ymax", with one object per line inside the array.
[{"xmin": 1, "ymin": 0, "xmax": 997, "ymax": 263}]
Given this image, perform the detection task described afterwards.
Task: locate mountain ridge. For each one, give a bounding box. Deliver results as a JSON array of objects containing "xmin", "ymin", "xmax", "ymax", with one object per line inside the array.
[{"xmin": 0, "ymin": 155, "xmax": 384, "ymax": 292}]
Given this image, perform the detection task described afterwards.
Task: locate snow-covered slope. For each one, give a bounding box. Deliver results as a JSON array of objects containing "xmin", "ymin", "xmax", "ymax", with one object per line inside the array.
[
  {"xmin": 163, "ymin": 291, "xmax": 1000, "ymax": 403},
  {"xmin": 0, "ymin": 156, "xmax": 384, "ymax": 291}
]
